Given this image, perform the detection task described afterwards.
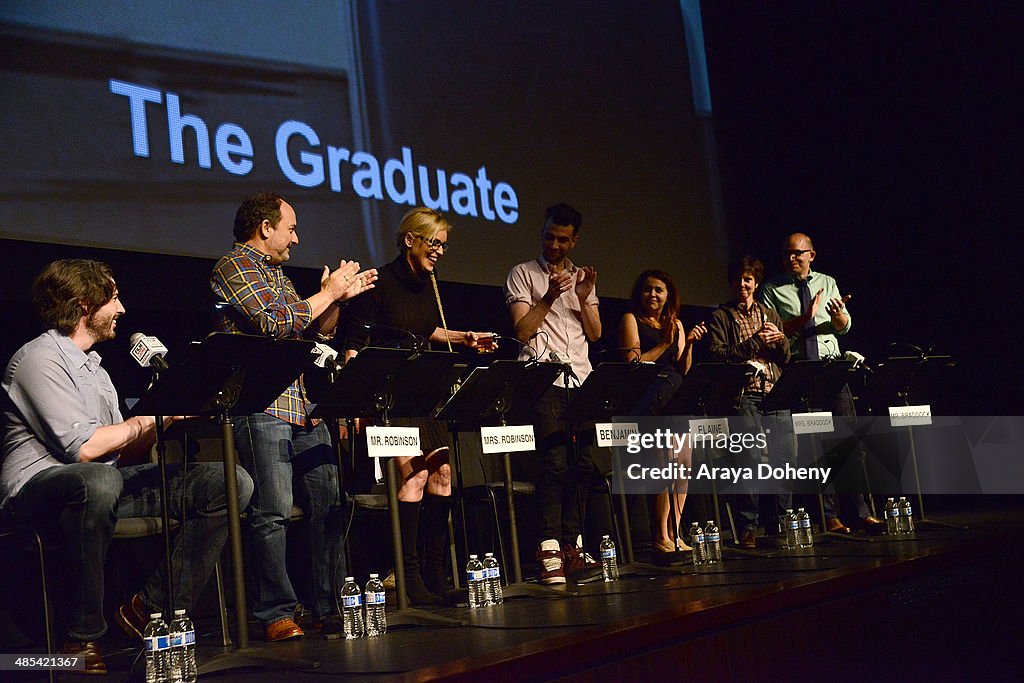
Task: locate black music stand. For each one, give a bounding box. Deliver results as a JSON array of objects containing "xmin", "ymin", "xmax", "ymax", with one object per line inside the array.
[
  {"xmin": 762, "ymin": 359, "xmax": 860, "ymax": 542},
  {"xmin": 565, "ymin": 361, "xmax": 664, "ymax": 567},
  {"xmin": 311, "ymin": 347, "xmax": 465, "ymax": 627},
  {"xmin": 871, "ymin": 355, "xmax": 960, "ymax": 530},
  {"xmin": 435, "ymin": 360, "xmax": 563, "ymax": 595},
  {"xmin": 130, "ymin": 332, "xmax": 318, "ymax": 672},
  {"xmin": 662, "ymin": 363, "xmax": 755, "ymax": 550}
]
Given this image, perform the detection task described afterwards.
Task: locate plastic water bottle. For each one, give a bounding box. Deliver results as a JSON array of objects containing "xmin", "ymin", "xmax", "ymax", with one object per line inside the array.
[
  {"xmin": 144, "ymin": 613, "xmax": 169, "ymax": 683},
  {"xmin": 704, "ymin": 521, "xmax": 722, "ymax": 564},
  {"xmin": 168, "ymin": 609, "xmax": 196, "ymax": 683},
  {"xmin": 783, "ymin": 509, "xmax": 798, "ymax": 549},
  {"xmin": 884, "ymin": 498, "xmax": 899, "ymax": 535},
  {"xmin": 340, "ymin": 576, "xmax": 365, "ymax": 639},
  {"xmin": 599, "ymin": 535, "xmax": 619, "ymax": 581},
  {"xmin": 690, "ymin": 522, "xmax": 706, "ymax": 565},
  {"xmin": 898, "ymin": 497, "xmax": 915, "ymax": 534},
  {"xmin": 797, "ymin": 508, "xmax": 814, "ymax": 548},
  {"xmin": 483, "ymin": 553, "xmax": 503, "ymax": 604},
  {"xmin": 466, "ymin": 555, "xmax": 485, "ymax": 608},
  {"xmin": 364, "ymin": 573, "xmax": 387, "ymax": 637}
]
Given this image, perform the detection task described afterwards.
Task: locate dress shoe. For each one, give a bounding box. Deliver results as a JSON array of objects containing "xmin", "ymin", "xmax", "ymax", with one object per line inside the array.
[
  {"xmin": 265, "ymin": 618, "xmax": 304, "ymax": 642},
  {"xmin": 861, "ymin": 515, "xmax": 886, "ymax": 535},
  {"xmin": 826, "ymin": 517, "xmax": 851, "ymax": 534},
  {"xmin": 313, "ymin": 614, "xmax": 344, "ymax": 635},
  {"xmin": 654, "ymin": 538, "xmax": 692, "ymax": 553},
  {"xmin": 740, "ymin": 529, "xmax": 758, "ymax": 549},
  {"xmin": 62, "ymin": 639, "xmax": 107, "ymax": 675},
  {"xmin": 115, "ymin": 592, "xmax": 149, "ymax": 640}
]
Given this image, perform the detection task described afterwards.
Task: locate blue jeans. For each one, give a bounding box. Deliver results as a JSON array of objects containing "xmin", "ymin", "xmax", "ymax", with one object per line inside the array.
[
  {"xmin": 7, "ymin": 461, "xmax": 252, "ymax": 641},
  {"xmin": 234, "ymin": 414, "xmax": 344, "ymax": 625},
  {"xmin": 732, "ymin": 395, "xmax": 795, "ymax": 534}
]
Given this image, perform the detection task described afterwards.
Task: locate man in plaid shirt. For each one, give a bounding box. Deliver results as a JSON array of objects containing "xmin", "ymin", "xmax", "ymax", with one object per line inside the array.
[{"xmin": 211, "ymin": 192, "xmax": 376, "ymax": 641}]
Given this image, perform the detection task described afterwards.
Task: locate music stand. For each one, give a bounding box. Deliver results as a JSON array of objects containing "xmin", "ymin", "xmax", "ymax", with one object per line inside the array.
[
  {"xmin": 435, "ymin": 360, "xmax": 563, "ymax": 594},
  {"xmin": 130, "ymin": 332, "xmax": 317, "ymax": 672},
  {"xmin": 662, "ymin": 363, "xmax": 755, "ymax": 550},
  {"xmin": 311, "ymin": 347, "xmax": 466, "ymax": 627},
  {"xmin": 565, "ymin": 361, "xmax": 663, "ymax": 567},
  {"xmin": 871, "ymin": 355, "xmax": 960, "ymax": 530},
  {"xmin": 762, "ymin": 359, "xmax": 860, "ymax": 542}
]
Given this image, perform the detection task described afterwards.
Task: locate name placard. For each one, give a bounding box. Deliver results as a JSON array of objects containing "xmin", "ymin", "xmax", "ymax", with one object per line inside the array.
[
  {"xmin": 596, "ymin": 422, "xmax": 640, "ymax": 447},
  {"xmin": 889, "ymin": 405, "xmax": 932, "ymax": 427},
  {"xmin": 480, "ymin": 425, "xmax": 536, "ymax": 454},
  {"xmin": 365, "ymin": 426, "xmax": 421, "ymax": 458},
  {"xmin": 792, "ymin": 411, "xmax": 835, "ymax": 435},
  {"xmin": 689, "ymin": 417, "xmax": 730, "ymax": 438}
]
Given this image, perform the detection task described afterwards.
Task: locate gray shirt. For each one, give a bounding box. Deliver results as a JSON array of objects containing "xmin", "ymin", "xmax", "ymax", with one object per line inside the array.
[{"xmin": 1, "ymin": 330, "xmax": 121, "ymax": 507}]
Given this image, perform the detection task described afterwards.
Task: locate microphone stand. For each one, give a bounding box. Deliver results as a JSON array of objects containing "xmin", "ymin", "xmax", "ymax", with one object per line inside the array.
[{"xmin": 150, "ymin": 366, "xmax": 176, "ymax": 617}]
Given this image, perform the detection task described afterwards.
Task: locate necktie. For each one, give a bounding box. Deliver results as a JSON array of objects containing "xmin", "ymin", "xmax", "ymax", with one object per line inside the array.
[{"xmin": 797, "ymin": 278, "xmax": 819, "ymax": 360}]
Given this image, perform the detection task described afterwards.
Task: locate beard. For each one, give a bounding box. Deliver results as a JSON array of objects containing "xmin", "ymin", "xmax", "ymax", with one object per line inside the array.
[{"xmin": 86, "ymin": 309, "xmax": 117, "ymax": 342}]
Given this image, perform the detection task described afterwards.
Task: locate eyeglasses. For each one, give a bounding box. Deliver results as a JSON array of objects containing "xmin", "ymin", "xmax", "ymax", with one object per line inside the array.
[
  {"xmin": 414, "ymin": 234, "xmax": 449, "ymax": 252},
  {"xmin": 784, "ymin": 249, "xmax": 812, "ymax": 258}
]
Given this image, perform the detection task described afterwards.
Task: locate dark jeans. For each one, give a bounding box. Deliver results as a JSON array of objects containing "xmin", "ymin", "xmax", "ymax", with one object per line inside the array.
[
  {"xmin": 532, "ymin": 384, "xmax": 610, "ymax": 548},
  {"xmin": 7, "ymin": 461, "xmax": 252, "ymax": 641},
  {"xmin": 732, "ymin": 394, "xmax": 794, "ymax": 534},
  {"xmin": 234, "ymin": 414, "xmax": 344, "ymax": 626}
]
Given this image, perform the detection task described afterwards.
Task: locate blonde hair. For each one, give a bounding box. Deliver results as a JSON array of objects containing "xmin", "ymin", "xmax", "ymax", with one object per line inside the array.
[{"xmin": 396, "ymin": 207, "xmax": 452, "ymax": 251}]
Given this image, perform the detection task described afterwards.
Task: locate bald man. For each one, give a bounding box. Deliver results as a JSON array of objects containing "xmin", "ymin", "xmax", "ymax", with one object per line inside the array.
[{"xmin": 759, "ymin": 233, "xmax": 883, "ymax": 534}]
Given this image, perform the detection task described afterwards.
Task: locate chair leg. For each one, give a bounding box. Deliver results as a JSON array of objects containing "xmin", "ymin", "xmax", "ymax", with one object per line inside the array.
[{"xmin": 214, "ymin": 560, "xmax": 231, "ymax": 647}]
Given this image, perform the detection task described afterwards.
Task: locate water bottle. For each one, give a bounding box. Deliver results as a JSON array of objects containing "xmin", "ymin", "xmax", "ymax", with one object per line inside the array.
[
  {"xmin": 340, "ymin": 576, "xmax": 365, "ymax": 639},
  {"xmin": 144, "ymin": 613, "xmax": 169, "ymax": 683},
  {"xmin": 898, "ymin": 497, "xmax": 915, "ymax": 534},
  {"xmin": 797, "ymin": 508, "xmax": 814, "ymax": 548},
  {"xmin": 690, "ymin": 522, "xmax": 706, "ymax": 565},
  {"xmin": 704, "ymin": 521, "xmax": 722, "ymax": 564},
  {"xmin": 599, "ymin": 535, "xmax": 619, "ymax": 581},
  {"xmin": 884, "ymin": 498, "xmax": 898, "ymax": 535},
  {"xmin": 466, "ymin": 555, "xmax": 485, "ymax": 608},
  {"xmin": 167, "ymin": 609, "xmax": 196, "ymax": 683},
  {"xmin": 783, "ymin": 509, "xmax": 798, "ymax": 549},
  {"xmin": 364, "ymin": 573, "xmax": 387, "ymax": 637},
  {"xmin": 483, "ymin": 553, "xmax": 503, "ymax": 604}
]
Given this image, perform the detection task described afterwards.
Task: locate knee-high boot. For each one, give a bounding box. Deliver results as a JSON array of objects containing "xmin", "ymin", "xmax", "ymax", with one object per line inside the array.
[
  {"xmin": 397, "ymin": 500, "xmax": 444, "ymax": 606},
  {"xmin": 420, "ymin": 494, "xmax": 453, "ymax": 598}
]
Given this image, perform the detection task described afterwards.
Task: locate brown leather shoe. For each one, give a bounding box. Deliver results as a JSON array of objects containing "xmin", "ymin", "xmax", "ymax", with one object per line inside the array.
[
  {"xmin": 265, "ymin": 617, "xmax": 304, "ymax": 642},
  {"xmin": 740, "ymin": 529, "xmax": 758, "ymax": 549},
  {"xmin": 62, "ymin": 639, "xmax": 107, "ymax": 675},
  {"xmin": 115, "ymin": 593, "xmax": 149, "ymax": 640},
  {"xmin": 826, "ymin": 517, "xmax": 851, "ymax": 534},
  {"xmin": 861, "ymin": 515, "xmax": 886, "ymax": 534}
]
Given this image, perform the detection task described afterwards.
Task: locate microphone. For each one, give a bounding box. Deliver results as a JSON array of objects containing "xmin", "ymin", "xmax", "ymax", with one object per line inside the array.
[
  {"xmin": 311, "ymin": 342, "xmax": 340, "ymax": 371},
  {"xmin": 130, "ymin": 333, "xmax": 170, "ymax": 371},
  {"xmin": 843, "ymin": 350, "xmax": 874, "ymax": 375},
  {"xmin": 549, "ymin": 351, "xmax": 580, "ymax": 384}
]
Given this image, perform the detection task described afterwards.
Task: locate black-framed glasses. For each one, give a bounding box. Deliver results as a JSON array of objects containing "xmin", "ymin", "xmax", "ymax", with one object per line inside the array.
[
  {"xmin": 784, "ymin": 249, "xmax": 812, "ymax": 258},
  {"xmin": 414, "ymin": 234, "xmax": 449, "ymax": 252}
]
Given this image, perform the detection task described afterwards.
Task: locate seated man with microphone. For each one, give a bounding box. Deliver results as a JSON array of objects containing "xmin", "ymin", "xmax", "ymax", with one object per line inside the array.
[
  {"xmin": 0, "ymin": 259, "xmax": 254, "ymax": 673},
  {"xmin": 210, "ymin": 191, "xmax": 376, "ymax": 640}
]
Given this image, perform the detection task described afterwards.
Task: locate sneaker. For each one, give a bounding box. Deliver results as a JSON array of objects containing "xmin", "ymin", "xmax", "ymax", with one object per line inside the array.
[
  {"xmin": 563, "ymin": 536, "xmax": 602, "ymax": 580},
  {"xmin": 536, "ymin": 539, "xmax": 565, "ymax": 584}
]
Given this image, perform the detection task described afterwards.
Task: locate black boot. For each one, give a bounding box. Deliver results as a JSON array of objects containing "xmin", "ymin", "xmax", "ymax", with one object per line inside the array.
[
  {"xmin": 397, "ymin": 500, "xmax": 444, "ymax": 606},
  {"xmin": 420, "ymin": 494, "xmax": 453, "ymax": 598}
]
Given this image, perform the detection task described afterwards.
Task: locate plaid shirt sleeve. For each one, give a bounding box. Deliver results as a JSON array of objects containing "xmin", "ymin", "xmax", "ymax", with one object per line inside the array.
[{"xmin": 211, "ymin": 247, "xmax": 313, "ymax": 339}]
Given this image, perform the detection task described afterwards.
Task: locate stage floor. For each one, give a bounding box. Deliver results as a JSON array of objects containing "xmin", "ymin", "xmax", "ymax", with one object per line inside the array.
[{"xmin": 12, "ymin": 497, "xmax": 1024, "ymax": 682}]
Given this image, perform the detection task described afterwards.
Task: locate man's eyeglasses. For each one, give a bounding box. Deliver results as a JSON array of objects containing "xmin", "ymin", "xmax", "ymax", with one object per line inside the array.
[
  {"xmin": 784, "ymin": 249, "xmax": 812, "ymax": 258},
  {"xmin": 414, "ymin": 234, "xmax": 449, "ymax": 252}
]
